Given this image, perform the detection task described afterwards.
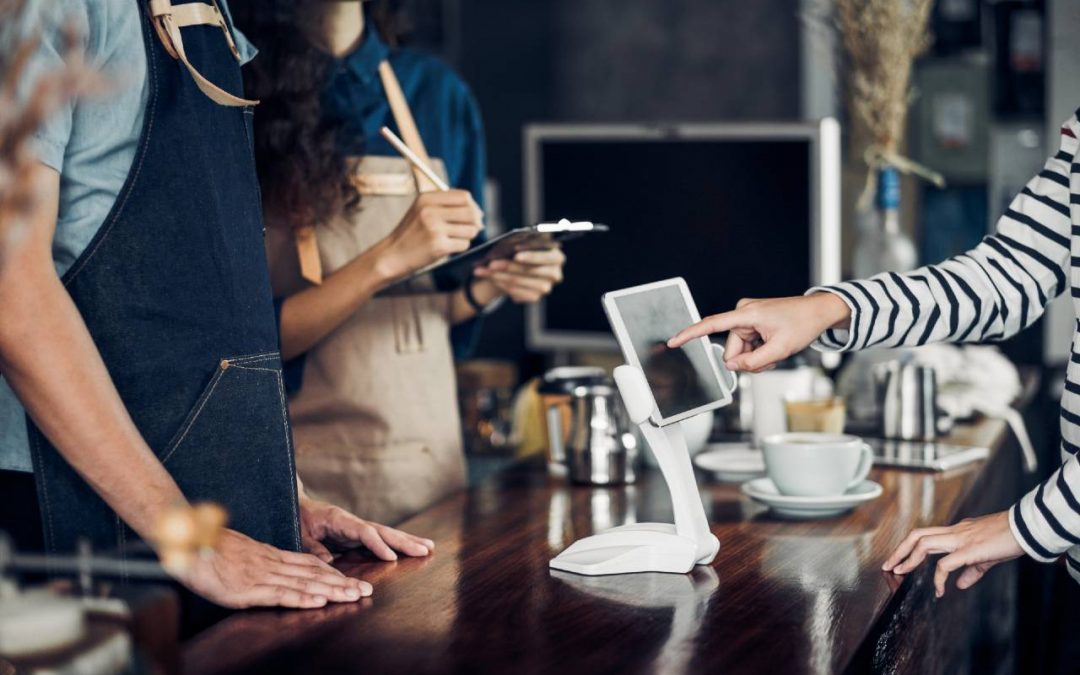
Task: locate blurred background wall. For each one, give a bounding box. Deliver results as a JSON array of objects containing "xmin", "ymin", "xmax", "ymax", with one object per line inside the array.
[
  {"xmin": 390, "ymin": 3, "xmax": 1078, "ymax": 668},
  {"xmin": 395, "ymin": 0, "xmax": 1078, "ymax": 374},
  {"xmin": 403, "ymin": 0, "xmax": 806, "ymax": 366}
]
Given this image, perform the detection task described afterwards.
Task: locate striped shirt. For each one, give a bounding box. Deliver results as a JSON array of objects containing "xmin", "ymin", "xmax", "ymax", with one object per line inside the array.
[{"xmin": 811, "ymin": 114, "xmax": 1080, "ymax": 582}]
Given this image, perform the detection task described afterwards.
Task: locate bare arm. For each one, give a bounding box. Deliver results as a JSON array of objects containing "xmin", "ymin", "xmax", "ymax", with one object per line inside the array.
[
  {"xmin": 0, "ymin": 164, "xmax": 372, "ymax": 609},
  {"xmin": 0, "ymin": 164, "xmax": 186, "ymax": 538},
  {"xmin": 277, "ymin": 190, "xmax": 482, "ymax": 361},
  {"xmin": 670, "ymin": 119, "xmax": 1077, "ymax": 372},
  {"xmin": 278, "ymin": 238, "xmax": 397, "ymax": 362}
]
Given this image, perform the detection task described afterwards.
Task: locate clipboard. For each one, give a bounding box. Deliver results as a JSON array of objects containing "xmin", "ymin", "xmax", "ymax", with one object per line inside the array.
[{"xmin": 377, "ymin": 219, "xmax": 607, "ymax": 296}]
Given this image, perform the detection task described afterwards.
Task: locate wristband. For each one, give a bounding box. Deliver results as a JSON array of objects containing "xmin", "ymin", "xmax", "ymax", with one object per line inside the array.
[
  {"xmin": 464, "ymin": 277, "xmax": 489, "ymax": 314},
  {"xmin": 464, "ymin": 276, "xmax": 506, "ymax": 316}
]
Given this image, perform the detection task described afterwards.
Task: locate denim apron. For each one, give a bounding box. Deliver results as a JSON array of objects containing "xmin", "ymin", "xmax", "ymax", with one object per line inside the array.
[
  {"xmin": 265, "ymin": 63, "xmax": 465, "ymax": 526},
  {"xmin": 27, "ymin": 0, "xmax": 301, "ymax": 556}
]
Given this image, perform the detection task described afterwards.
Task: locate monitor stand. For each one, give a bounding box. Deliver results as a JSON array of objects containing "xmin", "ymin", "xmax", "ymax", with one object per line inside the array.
[{"xmin": 549, "ymin": 359, "xmax": 723, "ymax": 575}]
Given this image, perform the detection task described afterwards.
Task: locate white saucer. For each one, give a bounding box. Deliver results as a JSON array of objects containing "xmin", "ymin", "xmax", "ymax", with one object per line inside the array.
[
  {"xmin": 693, "ymin": 444, "xmax": 765, "ymax": 483},
  {"xmin": 741, "ymin": 478, "xmax": 883, "ymax": 519}
]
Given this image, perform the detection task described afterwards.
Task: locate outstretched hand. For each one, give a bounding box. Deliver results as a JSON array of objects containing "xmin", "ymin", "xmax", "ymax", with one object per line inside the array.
[{"xmin": 667, "ymin": 293, "xmax": 851, "ymax": 372}]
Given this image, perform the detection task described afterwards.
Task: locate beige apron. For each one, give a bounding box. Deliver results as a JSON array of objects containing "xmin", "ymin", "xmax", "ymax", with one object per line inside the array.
[{"xmin": 265, "ymin": 62, "xmax": 466, "ymax": 525}]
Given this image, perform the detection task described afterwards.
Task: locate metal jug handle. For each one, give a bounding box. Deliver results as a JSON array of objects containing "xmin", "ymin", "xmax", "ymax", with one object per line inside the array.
[
  {"xmin": 547, "ymin": 405, "xmax": 566, "ymax": 464},
  {"xmin": 711, "ymin": 343, "xmax": 738, "ymax": 394}
]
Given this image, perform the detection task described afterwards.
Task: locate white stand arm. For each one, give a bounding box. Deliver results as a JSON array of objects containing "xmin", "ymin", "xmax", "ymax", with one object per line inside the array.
[{"xmin": 549, "ymin": 354, "xmax": 726, "ymax": 576}]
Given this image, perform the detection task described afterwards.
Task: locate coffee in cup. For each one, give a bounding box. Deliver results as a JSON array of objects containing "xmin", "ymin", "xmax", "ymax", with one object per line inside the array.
[
  {"xmin": 761, "ymin": 432, "xmax": 873, "ymax": 497},
  {"xmin": 784, "ymin": 396, "xmax": 845, "ymax": 433}
]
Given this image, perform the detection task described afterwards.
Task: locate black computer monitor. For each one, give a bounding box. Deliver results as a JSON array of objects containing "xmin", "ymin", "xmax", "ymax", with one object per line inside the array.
[{"xmin": 524, "ymin": 121, "xmax": 841, "ymax": 352}]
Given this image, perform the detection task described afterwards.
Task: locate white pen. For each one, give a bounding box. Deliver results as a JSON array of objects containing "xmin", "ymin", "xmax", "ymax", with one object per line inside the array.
[{"xmin": 378, "ymin": 126, "xmax": 451, "ymax": 192}]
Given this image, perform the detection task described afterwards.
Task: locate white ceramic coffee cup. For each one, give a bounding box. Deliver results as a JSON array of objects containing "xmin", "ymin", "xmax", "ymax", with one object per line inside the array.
[{"xmin": 761, "ymin": 432, "xmax": 873, "ymax": 497}]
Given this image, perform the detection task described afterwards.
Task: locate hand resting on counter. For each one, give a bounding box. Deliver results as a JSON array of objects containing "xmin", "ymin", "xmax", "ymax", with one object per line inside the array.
[
  {"xmin": 172, "ymin": 483, "xmax": 434, "ymax": 610},
  {"xmin": 299, "ymin": 492, "xmax": 435, "ymax": 564},
  {"xmin": 172, "ymin": 528, "xmax": 368, "ymax": 609},
  {"xmin": 883, "ymin": 511, "xmax": 1023, "ymax": 598}
]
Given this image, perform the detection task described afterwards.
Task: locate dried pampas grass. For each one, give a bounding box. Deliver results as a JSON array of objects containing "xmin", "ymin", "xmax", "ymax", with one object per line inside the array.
[
  {"xmin": 805, "ymin": 0, "xmax": 943, "ymax": 203},
  {"xmin": 0, "ymin": 0, "xmax": 107, "ymax": 263},
  {"xmin": 835, "ymin": 0, "xmax": 934, "ymax": 160}
]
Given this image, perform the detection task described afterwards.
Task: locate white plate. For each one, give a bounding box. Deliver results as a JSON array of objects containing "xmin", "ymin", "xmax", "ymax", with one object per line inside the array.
[
  {"xmin": 693, "ymin": 444, "xmax": 765, "ymax": 483},
  {"xmin": 741, "ymin": 478, "xmax": 883, "ymax": 519}
]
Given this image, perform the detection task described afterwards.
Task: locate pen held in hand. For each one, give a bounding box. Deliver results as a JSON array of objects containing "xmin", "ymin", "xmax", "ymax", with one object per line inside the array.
[{"xmin": 379, "ymin": 126, "xmax": 451, "ymax": 192}]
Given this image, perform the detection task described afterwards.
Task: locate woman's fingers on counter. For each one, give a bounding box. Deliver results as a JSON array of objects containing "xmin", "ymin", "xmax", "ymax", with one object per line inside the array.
[
  {"xmin": 881, "ymin": 527, "xmax": 953, "ymax": 572},
  {"xmin": 882, "ymin": 512, "xmax": 1022, "ymax": 598},
  {"xmin": 955, "ymin": 561, "xmax": 994, "ymax": 590},
  {"xmin": 893, "ymin": 534, "xmax": 958, "ymax": 575}
]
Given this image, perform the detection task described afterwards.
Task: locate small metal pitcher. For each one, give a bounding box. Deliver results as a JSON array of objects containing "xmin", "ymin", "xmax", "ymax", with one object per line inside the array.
[
  {"xmin": 874, "ymin": 361, "xmax": 938, "ymax": 441},
  {"xmin": 552, "ymin": 383, "xmax": 638, "ymax": 485},
  {"xmin": 539, "ymin": 367, "xmax": 609, "ymax": 475}
]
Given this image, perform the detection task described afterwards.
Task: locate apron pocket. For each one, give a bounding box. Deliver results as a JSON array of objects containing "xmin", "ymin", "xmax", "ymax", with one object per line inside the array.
[
  {"xmin": 296, "ymin": 439, "xmax": 465, "ymax": 526},
  {"xmin": 159, "ymin": 352, "xmax": 300, "ymax": 551}
]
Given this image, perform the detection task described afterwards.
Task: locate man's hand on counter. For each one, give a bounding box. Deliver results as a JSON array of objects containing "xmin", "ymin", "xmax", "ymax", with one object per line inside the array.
[
  {"xmin": 882, "ymin": 511, "xmax": 1024, "ymax": 598},
  {"xmin": 169, "ymin": 489, "xmax": 435, "ymax": 610},
  {"xmin": 298, "ymin": 495, "xmax": 435, "ymax": 563},
  {"xmin": 173, "ymin": 528, "xmax": 370, "ymax": 609},
  {"xmin": 667, "ymin": 293, "xmax": 851, "ymax": 373}
]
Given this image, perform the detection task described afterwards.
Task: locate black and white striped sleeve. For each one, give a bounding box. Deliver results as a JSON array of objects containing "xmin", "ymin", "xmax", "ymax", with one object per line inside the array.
[
  {"xmin": 1010, "ymin": 456, "xmax": 1080, "ymax": 563},
  {"xmin": 809, "ymin": 118, "xmax": 1077, "ymax": 354}
]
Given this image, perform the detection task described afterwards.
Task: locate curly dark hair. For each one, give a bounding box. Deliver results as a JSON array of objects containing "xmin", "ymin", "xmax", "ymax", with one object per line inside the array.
[{"xmin": 229, "ymin": 0, "xmax": 359, "ymax": 232}]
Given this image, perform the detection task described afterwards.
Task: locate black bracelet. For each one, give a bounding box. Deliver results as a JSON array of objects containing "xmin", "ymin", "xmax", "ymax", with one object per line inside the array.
[{"xmin": 464, "ymin": 277, "xmax": 487, "ymax": 313}]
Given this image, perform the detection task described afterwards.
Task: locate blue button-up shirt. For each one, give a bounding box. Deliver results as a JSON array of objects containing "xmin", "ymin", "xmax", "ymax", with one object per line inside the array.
[
  {"xmin": 324, "ymin": 28, "xmax": 487, "ymax": 211},
  {"xmin": 316, "ymin": 29, "xmax": 488, "ymax": 364}
]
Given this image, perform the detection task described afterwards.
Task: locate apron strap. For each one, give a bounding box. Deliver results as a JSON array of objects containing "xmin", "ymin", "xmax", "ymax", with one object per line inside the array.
[
  {"xmin": 295, "ymin": 60, "xmax": 439, "ymax": 285},
  {"xmin": 377, "ymin": 61, "xmax": 439, "ymax": 194},
  {"xmin": 349, "ymin": 171, "xmax": 416, "ymax": 196},
  {"xmin": 148, "ymin": 0, "xmax": 258, "ymax": 108},
  {"xmin": 294, "ymin": 225, "xmax": 323, "ymax": 288}
]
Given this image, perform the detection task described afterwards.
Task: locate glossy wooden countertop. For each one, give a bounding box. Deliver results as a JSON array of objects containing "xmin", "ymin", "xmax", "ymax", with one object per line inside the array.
[{"xmin": 182, "ymin": 412, "xmax": 1027, "ymax": 675}]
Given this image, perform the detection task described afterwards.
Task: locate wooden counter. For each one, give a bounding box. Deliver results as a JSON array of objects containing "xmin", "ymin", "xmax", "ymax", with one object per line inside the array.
[{"xmin": 182, "ymin": 394, "xmax": 1034, "ymax": 674}]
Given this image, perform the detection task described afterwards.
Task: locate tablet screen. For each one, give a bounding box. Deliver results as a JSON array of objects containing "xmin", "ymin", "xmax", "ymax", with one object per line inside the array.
[{"xmin": 609, "ymin": 283, "xmax": 728, "ymax": 421}]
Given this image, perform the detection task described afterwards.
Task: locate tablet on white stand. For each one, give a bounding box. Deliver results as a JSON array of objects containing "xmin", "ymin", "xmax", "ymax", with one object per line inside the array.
[{"xmin": 548, "ymin": 349, "xmax": 726, "ymax": 576}]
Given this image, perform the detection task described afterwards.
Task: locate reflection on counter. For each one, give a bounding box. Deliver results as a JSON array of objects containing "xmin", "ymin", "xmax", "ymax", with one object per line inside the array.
[
  {"xmin": 547, "ymin": 485, "xmax": 638, "ymax": 553},
  {"xmin": 551, "ymin": 567, "xmax": 719, "ymax": 675}
]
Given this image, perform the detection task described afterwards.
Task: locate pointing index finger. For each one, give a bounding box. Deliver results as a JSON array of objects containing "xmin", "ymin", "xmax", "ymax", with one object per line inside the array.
[{"xmin": 668, "ymin": 309, "xmax": 745, "ymax": 348}]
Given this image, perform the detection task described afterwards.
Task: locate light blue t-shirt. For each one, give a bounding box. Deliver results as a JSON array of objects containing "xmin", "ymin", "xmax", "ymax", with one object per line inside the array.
[{"xmin": 0, "ymin": 0, "xmax": 255, "ymax": 472}]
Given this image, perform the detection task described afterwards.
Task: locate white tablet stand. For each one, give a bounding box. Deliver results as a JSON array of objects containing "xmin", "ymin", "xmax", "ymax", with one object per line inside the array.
[{"xmin": 549, "ymin": 347, "xmax": 728, "ymax": 575}]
